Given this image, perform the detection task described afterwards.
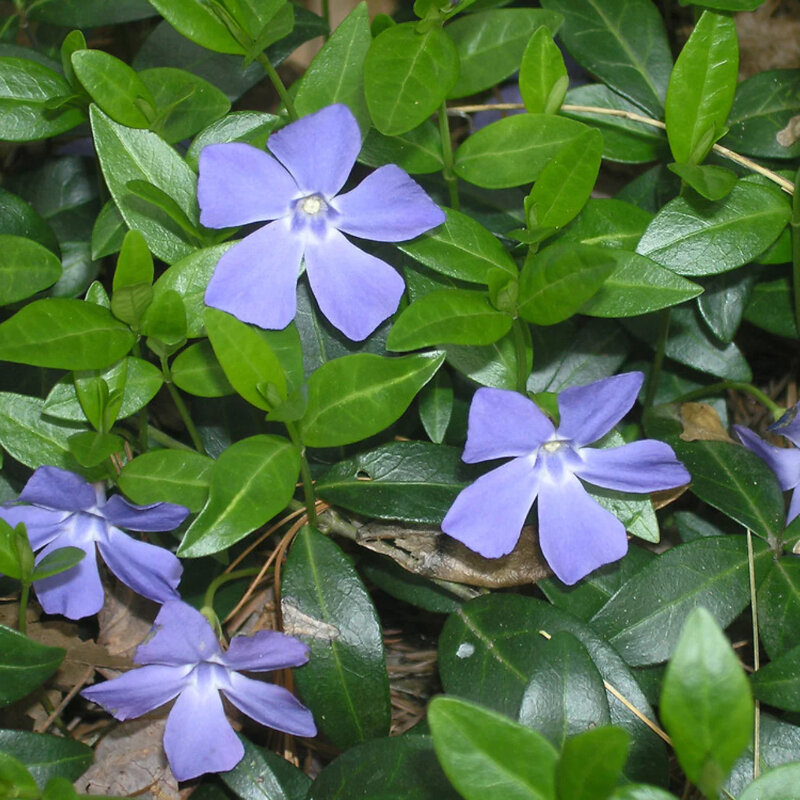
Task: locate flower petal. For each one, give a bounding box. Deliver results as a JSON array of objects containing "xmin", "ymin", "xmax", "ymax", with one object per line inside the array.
[
  {"xmin": 198, "ymin": 143, "xmax": 297, "ymax": 228},
  {"xmin": 333, "ymin": 165, "xmax": 445, "ymax": 242},
  {"xmin": 304, "ymin": 229, "xmax": 404, "ymax": 341},
  {"xmin": 537, "ymin": 471, "xmax": 628, "ymax": 585},
  {"xmin": 557, "ymin": 372, "xmax": 644, "ymax": 446},
  {"xmin": 0, "ymin": 505, "xmax": 70, "ymax": 550},
  {"xmin": 770, "ymin": 403, "xmax": 800, "ymax": 448},
  {"xmin": 18, "ymin": 466, "xmax": 95, "ymax": 511},
  {"xmin": 462, "ymin": 388, "xmax": 554, "ymax": 463},
  {"xmin": 135, "ymin": 600, "xmax": 222, "ymax": 667},
  {"xmin": 222, "ymin": 630, "xmax": 310, "ymax": 672},
  {"xmin": 164, "ymin": 680, "xmax": 243, "ymax": 781},
  {"xmin": 205, "ymin": 220, "xmax": 303, "ymax": 330},
  {"xmin": 103, "ymin": 495, "xmax": 189, "ymax": 532},
  {"xmin": 735, "ymin": 426, "xmax": 800, "ymax": 491},
  {"xmin": 82, "ymin": 664, "xmax": 189, "ymax": 720},
  {"xmin": 33, "ymin": 539, "xmax": 103, "ymax": 619},
  {"xmin": 98, "ymin": 528, "xmax": 182, "ymax": 604},
  {"xmin": 573, "ymin": 440, "xmax": 691, "ymax": 493},
  {"xmin": 442, "ymin": 456, "xmax": 539, "ymax": 558},
  {"xmin": 789, "ymin": 487, "xmax": 800, "ymax": 524},
  {"xmin": 223, "ymin": 673, "xmax": 317, "ymax": 737},
  {"xmin": 268, "ymin": 105, "xmax": 360, "ymax": 196}
]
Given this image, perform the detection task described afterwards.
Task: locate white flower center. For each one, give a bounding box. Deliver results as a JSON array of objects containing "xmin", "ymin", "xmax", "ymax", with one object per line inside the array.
[
  {"xmin": 299, "ymin": 194, "xmax": 326, "ymax": 216},
  {"xmin": 542, "ymin": 439, "xmax": 566, "ymax": 454}
]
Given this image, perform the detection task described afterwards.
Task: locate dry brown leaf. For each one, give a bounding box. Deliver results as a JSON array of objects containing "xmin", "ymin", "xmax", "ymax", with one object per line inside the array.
[
  {"xmin": 97, "ymin": 582, "xmax": 158, "ymax": 659},
  {"xmin": 777, "ymin": 114, "xmax": 800, "ymax": 148},
  {"xmin": 679, "ymin": 402, "xmax": 734, "ymax": 443}
]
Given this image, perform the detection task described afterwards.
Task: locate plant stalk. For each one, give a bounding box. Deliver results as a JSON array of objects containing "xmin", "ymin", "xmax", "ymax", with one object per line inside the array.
[{"xmin": 438, "ymin": 102, "xmax": 460, "ymax": 210}]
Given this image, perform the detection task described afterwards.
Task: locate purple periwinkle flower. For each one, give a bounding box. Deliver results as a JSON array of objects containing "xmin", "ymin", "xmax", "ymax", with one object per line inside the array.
[
  {"xmin": 198, "ymin": 104, "xmax": 445, "ymax": 341},
  {"xmin": 442, "ymin": 372, "xmax": 691, "ymax": 585},
  {"xmin": 0, "ymin": 466, "xmax": 188, "ymax": 619},
  {"xmin": 735, "ymin": 404, "xmax": 800, "ymax": 524},
  {"xmin": 82, "ymin": 600, "xmax": 316, "ymax": 781}
]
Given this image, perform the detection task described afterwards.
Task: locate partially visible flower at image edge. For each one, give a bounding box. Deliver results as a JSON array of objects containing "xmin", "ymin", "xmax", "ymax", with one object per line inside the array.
[
  {"xmin": 0, "ymin": 466, "xmax": 188, "ymax": 619},
  {"xmin": 198, "ymin": 103, "xmax": 445, "ymax": 341},
  {"xmin": 82, "ymin": 599, "xmax": 316, "ymax": 781},
  {"xmin": 442, "ymin": 372, "xmax": 691, "ymax": 585},
  {"xmin": 734, "ymin": 402, "xmax": 800, "ymax": 524}
]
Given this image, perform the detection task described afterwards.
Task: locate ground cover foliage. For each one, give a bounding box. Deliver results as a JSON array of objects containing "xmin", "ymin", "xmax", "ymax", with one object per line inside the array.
[{"xmin": 0, "ymin": 0, "xmax": 799, "ymax": 796}]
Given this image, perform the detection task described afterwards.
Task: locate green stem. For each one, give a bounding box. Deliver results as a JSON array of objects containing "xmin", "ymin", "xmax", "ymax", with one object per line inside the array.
[
  {"xmin": 18, "ymin": 582, "xmax": 30, "ymax": 634},
  {"xmin": 146, "ymin": 425, "xmax": 196, "ymax": 452},
  {"xmin": 256, "ymin": 53, "xmax": 298, "ymax": 121},
  {"xmin": 747, "ymin": 529, "xmax": 761, "ymax": 781},
  {"xmin": 438, "ymin": 102, "xmax": 460, "ymax": 210},
  {"xmin": 791, "ymin": 167, "xmax": 800, "ymax": 336},
  {"xmin": 203, "ymin": 567, "xmax": 261, "ymax": 613},
  {"xmin": 511, "ymin": 318, "xmax": 530, "ymax": 394},
  {"xmin": 160, "ymin": 356, "xmax": 206, "ymax": 454},
  {"xmin": 320, "ymin": 0, "xmax": 330, "ymax": 35},
  {"xmin": 285, "ymin": 421, "xmax": 317, "ymax": 525},
  {"xmin": 643, "ymin": 309, "xmax": 671, "ymax": 409},
  {"xmin": 672, "ymin": 381, "xmax": 784, "ymax": 420}
]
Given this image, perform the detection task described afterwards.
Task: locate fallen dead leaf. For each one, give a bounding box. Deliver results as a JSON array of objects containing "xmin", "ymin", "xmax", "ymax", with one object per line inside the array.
[{"xmin": 679, "ymin": 402, "xmax": 734, "ymax": 443}]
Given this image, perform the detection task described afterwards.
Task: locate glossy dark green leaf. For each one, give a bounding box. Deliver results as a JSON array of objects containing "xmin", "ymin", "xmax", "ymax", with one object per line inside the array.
[
  {"xmin": 186, "ymin": 112, "xmax": 279, "ymax": 170},
  {"xmin": 172, "ymin": 340, "xmax": 233, "ymax": 398},
  {"xmin": 178, "ymin": 435, "xmax": 300, "ymax": 557},
  {"xmin": 30, "ymin": 546, "xmax": 85, "ymax": 581},
  {"xmin": 364, "ymin": 23, "xmax": 459, "ymax": 136},
  {"xmin": 429, "ymin": 695, "xmax": 558, "ymax": 800},
  {"xmin": 446, "ymin": 324, "xmax": 532, "ymax": 390},
  {"xmin": 668, "ymin": 163, "xmax": 738, "ymax": 201},
  {"xmin": 0, "ymin": 190, "xmax": 59, "ymax": 255},
  {"xmin": 743, "ymin": 274, "xmax": 798, "ymax": 340},
  {"xmin": 446, "ymin": 9, "xmax": 562, "ymax": 99},
  {"xmin": 665, "ymin": 11, "xmax": 738, "ymax": 164},
  {"xmin": 556, "ymin": 726, "xmax": 630, "ymax": 800},
  {"xmin": 148, "ymin": 0, "xmax": 246, "ymax": 54},
  {"xmin": 91, "ymin": 201, "xmax": 127, "ymax": 260},
  {"xmin": 519, "ymin": 26, "xmax": 568, "ymax": 115},
  {"xmin": 758, "ymin": 558, "xmax": 800, "ymax": 660},
  {"xmin": 299, "ymin": 352, "xmax": 444, "ymax": 447},
  {"xmin": 316, "ymin": 441, "xmax": 470, "ymax": 524},
  {"xmin": 518, "ymin": 631, "xmax": 609, "ymax": 749},
  {"xmin": 308, "ymin": 735, "xmax": 460, "ymax": 800},
  {"xmin": 739, "ymin": 763, "xmax": 800, "ymax": 800},
  {"xmin": 360, "ymin": 121, "xmax": 443, "ymax": 175},
  {"xmin": 0, "ymin": 626, "xmax": 64, "ymax": 707},
  {"xmin": 439, "ymin": 595, "xmax": 668, "ymax": 784},
  {"xmin": 0, "ymin": 57, "xmax": 84, "ymax": 141},
  {"xmin": 455, "ymin": 114, "xmax": 589, "ymax": 189},
  {"xmin": 91, "ymin": 105, "xmax": 200, "ymax": 264},
  {"xmin": 697, "ymin": 268, "xmax": 756, "ymax": 343},
  {"xmin": 282, "ymin": 526, "xmax": 390, "ymax": 749},
  {"xmin": 0, "ymin": 730, "xmax": 91, "ymax": 788},
  {"xmin": 119, "ymin": 449, "xmax": 213, "ymax": 512},
  {"xmin": 399, "ymin": 207, "xmax": 517, "ymax": 283},
  {"xmin": 636, "ymin": 180, "xmax": 790, "ymax": 276},
  {"xmin": 0, "ymin": 235, "xmax": 62, "ymax": 306},
  {"xmin": 661, "ymin": 608, "xmax": 753, "ymax": 798},
  {"xmin": 418, "ymin": 370, "xmax": 453, "ymax": 444},
  {"xmin": 538, "ymin": 0, "xmax": 672, "ymax": 116},
  {"xmin": 590, "ymin": 536, "xmax": 771, "ymax": 666},
  {"xmin": 752, "ymin": 643, "xmax": 800, "ymax": 711},
  {"xmin": 29, "ymin": 0, "xmax": 157, "ymax": 25}
]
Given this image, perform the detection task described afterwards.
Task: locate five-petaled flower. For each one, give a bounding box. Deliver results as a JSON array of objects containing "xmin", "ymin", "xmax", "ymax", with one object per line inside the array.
[
  {"xmin": 0, "ymin": 466, "xmax": 188, "ymax": 619},
  {"xmin": 442, "ymin": 372, "xmax": 691, "ymax": 585},
  {"xmin": 198, "ymin": 104, "xmax": 445, "ymax": 341},
  {"xmin": 82, "ymin": 600, "xmax": 316, "ymax": 781},
  {"xmin": 735, "ymin": 402, "xmax": 800, "ymax": 525}
]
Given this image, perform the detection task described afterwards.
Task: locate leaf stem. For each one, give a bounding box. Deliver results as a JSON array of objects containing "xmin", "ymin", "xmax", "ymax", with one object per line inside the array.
[
  {"xmin": 284, "ymin": 421, "xmax": 317, "ymax": 525},
  {"xmin": 18, "ymin": 582, "xmax": 29, "ymax": 634},
  {"xmin": 145, "ymin": 425, "xmax": 196, "ymax": 452},
  {"xmin": 671, "ymin": 381, "xmax": 784, "ymax": 420},
  {"xmin": 643, "ymin": 310, "xmax": 670, "ymax": 409},
  {"xmin": 203, "ymin": 567, "xmax": 261, "ymax": 613},
  {"xmin": 160, "ymin": 356, "xmax": 206, "ymax": 454},
  {"xmin": 747, "ymin": 529, "xmax": 761, "ymax": 781},
  {"xmin": 438, "ymin": 102, "xmax": 460, "ymax": 210},
  {"xmin": 256, "ymin": 53, "xmax": 299, "ymax": 121},
  {"xmin": 791, "ymin": 167, "xmax": 800, "ymax": 335},
  {"xmin": 512, "ymin": 318, "xmax": 530, "ymax": 394}
]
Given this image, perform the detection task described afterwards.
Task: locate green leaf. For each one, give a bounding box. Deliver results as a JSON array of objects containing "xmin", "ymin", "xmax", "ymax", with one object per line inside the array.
[
  {"xmin": 0, "ymin": 57, "xmax": 84, "ymax": 141},
  {"xmin": 518, "ymin": 242, "xmax": 616, "ymax": 325},
  {"xmin": 419, "ymin": 369, "xmax": 453, "ymax": 444},
  {"xmin": 360, "ymin": 121, "xmax": 443, "ymax": 175},
  {"xmin": 364, "ymin": 23, "xmax": 459, "ymax": 136},
  {"xmin": 439, "ymin": 595, "xmax": 667, "ymax": 784},
  {"xmin": 399, "ymin": 207, "xmax": 517, "ymax": 283},
  {"xmin": 668, "ymin": 163, "xmax": 738, "ymax": 201},
  {"xmin": 446, "ymin": 9, "xmax": 562, "ymax": 99},
  {"xmin": 30, "ymin": 547, "xmax": 85, "ymax": 582},
  {"xmin": 140, "ymin": 67, "xmax": 231, "ymax": 144},
  {"xmin": 0, "ymin": 299, "xmax": 135, "ymax": 370},
  {"xmin": 387, "ymin": 288, "xmax": 512, "ymax": 351},
  {"xmin": 186, "ymin": 112, "xmax": 279, "ymax": 170},
  {"xmin": 758, "ymin": 558, "xmax": 800, "ymax": 660},
  {"xmin": 90, "ymin": 105, "xmax": 200, "ymax": 264},
  {"xmin": 29, "ymin": 0, "xmax": 157, "ymax": 26},
  {"xmin": 636, "ymin": 180, "xmax": 790, "ymax": 276},
  {"xmin": 148, "ymin": 0, "xmax": 246, "ymax": 54},
  {"xmin": 316, "ymin": 441, "xmax": 471, "ymax": 524},
  {"xmin": 0, "ymin": 235, "xmax": 62, "ymax": 305},
  {"xmin": 0, "ymin": 730, "xmax": 92, "ymax": 789},
  {"xmin": 114, "ymin": 230, "xmax": 154, "ymax": 291},
  {"xmin": 429, "ymin": 695, "xmax": 558, "ymax": 800},
  {"xmin": 538, "ymin": 0, "xmax": 672, "ymax": 116},
  {"xmin": 0, "ymin": 752, "xmax": 38, "ymax": 797},
  {"xmin": 610, "ymin": 788, "xmax": 675, "ymax": 800},
  {"xmin": 446, "ymin": 324, "xmax": 532, "ymax": 390},
  {"xmin": 660, "ymin": 607, "xmax": 753, "ymax": 798},
  {"xmin": 141, "ymin": 288, "xmax": 187, "ymax": 348},
  {"xmin": 518, "ymin": 632, "xmax": 610, "ymax": 749},
  {"xmin": 0, "ymin": 188, "xmax": 60, "ymax": 255},
  {"xmin": 308, "ymin": 736, "xmax": 460, "ymax": 800},
  {"xmin": 527, "ymin": 129, "xmax": 603, "ymax": 233},
  {"xmin": 519, "ymin": 26, "xmax": 569, "ymax": 115},
  {"xmin": 744, "ymin": 274, "xmax": 798, "ymax": 340},
  {"xmin": 205, "ymin": 308, "xmax": 287, "ymax": 410},
  {"xmin": 0, "ymin": 626, "xmax": 64, "ymax": 707},
  {"xmin": 697, "ymin": 269, "xmax": 756, "ymax": 343},
  {"xmin": 178, "ymin": 435, "xmax": 300, "ymax": 557},
  {"xmin": 294, "ymin": 3, "xmax": 371, "ymax": 131},
  {"xmin": 91, "ymin": 200, "xmax": 127, "ymax": 260},
  {"xmin": 455, "ymin": 114, "xmax": 589, "ymax": 189},
  {"xmin": 752, "ymin": 644, "xmax": 800, "ymax": 712},
  {"xmin": 282, "ymin": 526, "xmax": 390, "ymax": 749},
  {"xmin": 556, "ymin": 727, "xmax": 630, "ymax": 800},
  {"xmin": 665, "ymin": 10, "xmax": 738, "ymax": 165},
  {"xmin": 71, "ymin": 50, "xmax": 155, "ymax": 129},
  {"xmin": 590, "ymin": 535, "xmax": 771, "ymax": 666},
  {"xmin": 68, "ymin": 431, "xmax": 125, "ymax": 467},
  {"xmin": 299, "ymin": 351, "xmax": 444, "ymax": 447},
  {"xmin": 739, "ymin": 763, "xmax": 800, "ymax": 800},
  {"xmin": 172, "ymin": 340, "xmax": 234, "ymax": 398}
]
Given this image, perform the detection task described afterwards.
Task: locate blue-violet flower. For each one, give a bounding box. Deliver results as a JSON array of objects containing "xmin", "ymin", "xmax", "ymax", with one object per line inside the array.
[
  {"xmin": 198, "ymin": 103, "xmax": 445, "ymax": 341},
  {"xmin": 735, "ymin": 403, "xmax": 800, "ymax": 524},
  {"xmin": 442, "ymin": 372, "xmax": 691, "ymax": 584},
  {"xmin": 82, "ymin": 600, "xmax": 316, "ymax": 781},
  {"xmin": 0, "ymin": 466, "xmax": 188, "ymax": 619}
]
